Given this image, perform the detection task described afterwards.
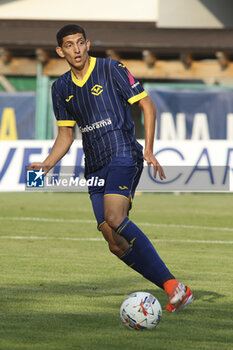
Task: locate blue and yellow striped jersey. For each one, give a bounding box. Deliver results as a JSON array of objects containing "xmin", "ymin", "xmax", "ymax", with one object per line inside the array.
[{"xmin": 52, "ymin": 57, "xmax": 147, "ymax": 174}]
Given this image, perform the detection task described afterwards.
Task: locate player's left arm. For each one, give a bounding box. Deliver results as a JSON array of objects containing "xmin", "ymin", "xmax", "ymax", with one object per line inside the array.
[{"xmin": 138, "ymin": 96, "xmax": 166, "ymax": 180}]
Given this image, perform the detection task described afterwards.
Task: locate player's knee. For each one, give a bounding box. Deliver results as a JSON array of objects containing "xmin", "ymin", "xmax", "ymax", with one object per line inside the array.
[{"xmin": 105, "ymin": 211, "xmax": 125, "ymax": 230}]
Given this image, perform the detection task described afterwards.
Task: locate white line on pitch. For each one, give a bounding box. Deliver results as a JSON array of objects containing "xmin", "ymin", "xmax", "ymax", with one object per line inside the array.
[
  {"xmin": 0, "ymin": 235, "xmax": 232, "ymax": 244},
  {"xmin": 0, "ymin": 216, "xmax": 233, "ymax": 232},
  {"xmin": 0, "ymin": 217, "xmax": 95, "ymax": 224}
]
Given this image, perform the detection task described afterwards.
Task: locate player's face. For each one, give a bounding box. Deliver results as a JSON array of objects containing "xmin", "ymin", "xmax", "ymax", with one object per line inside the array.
[{"xmin": 56, "ymin": 33, "xmax": 90, "ymax": 71}]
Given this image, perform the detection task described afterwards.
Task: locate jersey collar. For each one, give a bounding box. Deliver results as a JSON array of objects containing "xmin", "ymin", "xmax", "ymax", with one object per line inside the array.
[{"xmin": 71, "ymin": 57, "xmax": 96, "ymax": 87}]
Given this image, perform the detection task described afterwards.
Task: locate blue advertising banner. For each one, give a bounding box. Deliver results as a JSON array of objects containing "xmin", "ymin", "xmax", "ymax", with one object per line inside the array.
[
  {"xmin": 144, "ymin": 84, "xmax": 233, "ymax": 140},
  {"xmin": 0, "ymin": 92, "xmax": 36, "ymax": 140}
]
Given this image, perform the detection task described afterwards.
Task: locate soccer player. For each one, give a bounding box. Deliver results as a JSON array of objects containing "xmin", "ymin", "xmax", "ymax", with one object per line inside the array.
[{"xmin": 28, "ymin": 24, "xmax": 193, "ymax": 312}]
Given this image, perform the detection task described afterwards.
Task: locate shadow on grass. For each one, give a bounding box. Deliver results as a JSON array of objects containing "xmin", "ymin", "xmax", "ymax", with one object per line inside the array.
[
  {"xmin": 0, "ymin": 276, "xmax": 225, "ymax": 312},
  {"xmin": 193, "ymin": 289, "xmax": 224, "ymax": 303},
  {"xmin": 0, "ymin": 279, "xmax": 232, "ymax": 350}
]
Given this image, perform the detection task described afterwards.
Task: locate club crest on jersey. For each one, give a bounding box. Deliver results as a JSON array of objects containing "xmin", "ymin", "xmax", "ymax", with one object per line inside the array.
[{"xmin": 91, "ymin": 85, "xmax": 103, "ymax": 96}]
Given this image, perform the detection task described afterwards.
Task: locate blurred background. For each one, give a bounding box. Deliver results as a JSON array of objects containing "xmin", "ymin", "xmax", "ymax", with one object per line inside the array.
[{"xmin": 0, "ymin": 0, "xmax": 233, "ymax": 190}]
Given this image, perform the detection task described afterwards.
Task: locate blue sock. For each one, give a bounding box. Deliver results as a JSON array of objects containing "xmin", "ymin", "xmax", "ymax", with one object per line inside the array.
[
  {"xmin": 117, "ymin": 218, "xmax": 174, "ymax": 288},
  {"xmin": 120, "ymin": 247, "xmax": 169, "ymax": 288}
]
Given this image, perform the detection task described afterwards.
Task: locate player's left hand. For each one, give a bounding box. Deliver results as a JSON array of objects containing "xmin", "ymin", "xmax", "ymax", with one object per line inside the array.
[
  {"xmin": 143, "ymin": 151, "xmax": 166, "ymax": 180},
  {"xmin": 27, "ymin": 162, "xmax": 50, "ymax": 176}
]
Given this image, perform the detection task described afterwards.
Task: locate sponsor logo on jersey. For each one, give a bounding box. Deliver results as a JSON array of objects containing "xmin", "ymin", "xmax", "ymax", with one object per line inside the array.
[
  {"xmin": 131, "ymin": 81, "xmax": 140, "ymax": 89},
  {"xmin": 65, "ymin": 95, "xmax": 74, "ymax": 102},
  {"xmin": 80, "ymin": 118, "xmax": 112, "ymax": 133},
  {"xmin": 91, "ymin": 85, "xmax": 103, "ymax": 96}
]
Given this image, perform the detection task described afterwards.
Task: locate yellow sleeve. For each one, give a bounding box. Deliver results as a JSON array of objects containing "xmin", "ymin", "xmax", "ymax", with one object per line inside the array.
[
  {"xmin": 56, "ymin": 120, "xmax": 76, "ymax": 127},
  {"xmin": 128, "ymin": 91, "xmax": 148, "ymax": 105}
]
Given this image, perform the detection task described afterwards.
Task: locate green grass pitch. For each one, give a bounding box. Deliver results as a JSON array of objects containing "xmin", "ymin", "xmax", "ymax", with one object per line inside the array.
[{"xmin": 0, "ymin": 192, "xmax": 232, "ymax": 350}]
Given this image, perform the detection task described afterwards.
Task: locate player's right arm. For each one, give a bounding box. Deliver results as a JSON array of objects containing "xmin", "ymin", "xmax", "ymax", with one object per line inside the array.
[
  {"xmin": 28, "ymin": 79, "xmax": 76, "ymax": 173},
  {"xmin": 28, "ymin": 126, "xmax": 74, "ymax": 174}
]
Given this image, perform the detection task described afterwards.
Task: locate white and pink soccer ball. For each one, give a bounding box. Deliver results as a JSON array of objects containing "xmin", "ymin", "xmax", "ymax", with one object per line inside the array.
[{"xmin": 120, "ymin": 291, "xmax": 162, "ymax": 330}]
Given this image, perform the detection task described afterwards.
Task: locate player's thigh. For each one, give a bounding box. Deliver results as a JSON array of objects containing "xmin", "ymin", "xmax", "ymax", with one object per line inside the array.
[
  {"xmin": 104, "ymin": 162, "xmax": 143, "ymax": 227},
  {"xmin": 104, "ymin": 194, "xmax": 129, "ymax": 227},
  {"xmin": 90, "ymin": 196, "xmax": 129, "ymax": 254}
]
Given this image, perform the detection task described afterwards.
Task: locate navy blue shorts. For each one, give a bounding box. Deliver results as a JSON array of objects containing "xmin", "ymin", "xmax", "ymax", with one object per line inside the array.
[{"xmin": 86, "ymin": 158, "xmax": 143, "ymax": 230}]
